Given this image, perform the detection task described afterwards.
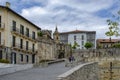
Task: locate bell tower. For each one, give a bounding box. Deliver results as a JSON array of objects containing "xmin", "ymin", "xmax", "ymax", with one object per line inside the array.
[{"xmin": 53, "ymin": 25, "xmax": 60, "ymax": 43}]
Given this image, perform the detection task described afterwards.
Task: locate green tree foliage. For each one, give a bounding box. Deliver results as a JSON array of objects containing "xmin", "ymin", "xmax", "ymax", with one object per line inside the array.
[
  {"xmin": 105, "ymin": 20, "xmax": 119, "ymax": 41},
  {"xmin": 105, "ymin": 10, "xmax": 120, "ymax": 40},
  {"xmin": 72, "ymin": 42, "xmax": 79, "ymax": 49},
  {"xmin": 37, "ymin": 31, "xmax": 43, "ymax": 37},
  {"xmin": 112, "ymin": 43, "xmax": 120, "ymax": 48},
  {"xmin": 84, "ymin": 42, "xmax": 93, "ymax": 49}
]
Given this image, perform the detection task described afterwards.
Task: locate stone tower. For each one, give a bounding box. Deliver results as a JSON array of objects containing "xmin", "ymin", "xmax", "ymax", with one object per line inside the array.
[{"xmin": 53, "ymin": 26, "xmax": 60, "ymax": 43}]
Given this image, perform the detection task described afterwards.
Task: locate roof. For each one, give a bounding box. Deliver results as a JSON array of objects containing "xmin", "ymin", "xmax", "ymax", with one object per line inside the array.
[
  {"xmin": 97, "ymin": 39, "xmax": 120, "ymax": 43},
  {"xmin": 0, "ymin": 5, "xmax": 41, "ymax": 30},
  {"xmin": 60, "ymin": 30, "xmax": 96, "ymax": 34}
]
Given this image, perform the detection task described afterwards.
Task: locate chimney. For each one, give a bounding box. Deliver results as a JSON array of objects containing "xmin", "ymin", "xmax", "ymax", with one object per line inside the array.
[{"xmin": 6, "ymin": 2, "xmax": 10, "ymax": 8}]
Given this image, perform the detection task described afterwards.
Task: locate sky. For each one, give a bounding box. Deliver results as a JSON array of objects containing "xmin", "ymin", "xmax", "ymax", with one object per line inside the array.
[{"xmin": 0, "ymin": 0, "xmax": 120, "ymax": 39}]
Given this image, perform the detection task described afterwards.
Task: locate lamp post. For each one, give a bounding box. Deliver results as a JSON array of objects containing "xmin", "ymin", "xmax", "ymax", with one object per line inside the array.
[{"xmin": 109, "ymin": 62, "xmax": 113, "ymax": 80}]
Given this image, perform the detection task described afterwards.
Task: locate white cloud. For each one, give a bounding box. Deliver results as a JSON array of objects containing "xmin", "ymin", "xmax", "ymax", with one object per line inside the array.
[
  {"xmin": 1, "ymin": 0, "xmax": 119, "ymax": 39},
  {"xmin": 48, "ymin": 0, "xmax": 114, "ymax": 12},
  {"xmin": 22, "ymin": 6, "xmax": 47, "ymax": 16}
]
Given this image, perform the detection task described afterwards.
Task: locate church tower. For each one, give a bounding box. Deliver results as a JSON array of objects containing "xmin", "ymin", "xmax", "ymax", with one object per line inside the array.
[{"xmin": 53, "ymin": 26, "xmax": 60, "ymax": 43}]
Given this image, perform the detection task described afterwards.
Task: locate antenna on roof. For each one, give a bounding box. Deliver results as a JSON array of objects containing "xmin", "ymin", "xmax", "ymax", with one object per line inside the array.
[{"xmin": 6, "ymin": 2, "xmax": 10, "ymax": 8}]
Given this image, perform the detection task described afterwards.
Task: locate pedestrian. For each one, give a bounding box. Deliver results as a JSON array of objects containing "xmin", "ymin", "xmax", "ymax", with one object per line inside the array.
[
  {"xmin": 71, "ymin": 56, "xmax": 75, "ymax": 62},
  {"xmin": 69, "ymin": 55, "xmax": 75, "ymax": 62},
  {"xmin": 69, "ymin": 56, "xmax": 72, "ymax": 62}
]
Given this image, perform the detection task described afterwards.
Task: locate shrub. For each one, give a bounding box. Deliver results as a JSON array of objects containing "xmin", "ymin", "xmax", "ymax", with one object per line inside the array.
[
  {"xmin": 84, "ymin": 42, "xmax": 93, "ymax": 49},
  {"xmin": 112, "ymin": 43, "xmax": 120, "ymax": 48},
  {"xmin": 37, "ymin": 31, "xmax": 43, "ymax": 37},
  {"xmin": 0, "ymin": 59, "xmax": 9, "ymax": 63}
]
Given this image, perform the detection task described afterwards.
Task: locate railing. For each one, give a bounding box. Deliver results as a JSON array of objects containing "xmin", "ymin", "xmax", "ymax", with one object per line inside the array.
[
  {"xmin": 12, "ymin": 43, "xmax": 26, "ymax": 50},
  {"xmin": 11, "ymin": 27, "xmax": 37, "ymax": 41},
  {"xmin": 11, "ymin": 27, "xmax": 20, "ymax": 34},
  {"xmin": 0, "ymin": 23, "xmax": 5, "ymax": 29},
  {"xmin": 28, "ymin": 47, "xmax": 36, "ymax": 52},
  {"xmin": 11, "ymin": 43, "xmax": 37, "ymax": 53},
  {"xmin": 0, "ymin": 39, "xmax": 4, "ymax": 46}
]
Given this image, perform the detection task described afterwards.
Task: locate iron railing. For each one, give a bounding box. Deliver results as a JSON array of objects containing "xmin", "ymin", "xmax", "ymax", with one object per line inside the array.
[{"xmin": 11, "ymin": 27, "xmax": 37, "ymax": 40}]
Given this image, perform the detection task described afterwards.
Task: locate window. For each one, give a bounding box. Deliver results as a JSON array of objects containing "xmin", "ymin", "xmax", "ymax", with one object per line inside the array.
[
  {"xmin": 20, "ymin": 39, "xmax": 23, "ymax": 49},
  {"xmin": 0, "ymin": 50, "xmax": 2, "ymax": 59},
  {"xmin": 20, "ymin": 25, "xmax": 24, "ymax": 35},
  {"xmin": 0, "ymin": 32, "xmax": 1, "ymax": 44},
  {"xmin": 74, "ymin": 35, "xmax": 76, "ymax": 40},
  {"xmin": 0, "ymin": 16, "xmax": 1, "ymax": 27},
  {"xmin": 32, "ymin": 44, "xmax": 35, "ymax": 52},
  {"xmin": 26, "ymin": 41, "xmax": 28, "ymax": 50},
  {"xmin": 12, "ymin": 36, "xmax": 16, "ymax": 47},
  {"xmin": 82, "ymin": 35, "xmax": 84, "ymax": 40},
  {"xmin": 32, "ymin": 31, "xmax": 35, "ymax": 39},
  {"xmin": 20, "ymin": 54, "xmax": 23, "ymax": 61},
  {"xmin": 82, "ymin": 47, "xmax": 84, "ymax": 49},
  {"xmin": 82, "ymin": 41, "xmax": 84, "ymax": 46},
  {"xmin": 12, "ymin": 20, "xmax": 16, "ymax": 31},
  {"xmin": 26, "ymin": 28, "xmax": 29, "ymax": 37},
  {"xmin": 26, "ymin": 55, "xmax": 29, "ymax": 63}
]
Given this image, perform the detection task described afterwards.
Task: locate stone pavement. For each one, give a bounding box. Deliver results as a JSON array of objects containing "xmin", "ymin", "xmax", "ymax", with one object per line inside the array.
[{"xmin": 0, "ymin": 62, "xmax": 71, "ymax": 80}]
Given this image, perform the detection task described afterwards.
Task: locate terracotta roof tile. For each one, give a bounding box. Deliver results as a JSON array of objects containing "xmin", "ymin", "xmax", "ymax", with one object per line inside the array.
[{"xmin": 97, "ymin": 39, "xmax": 120, "ymax": 43}]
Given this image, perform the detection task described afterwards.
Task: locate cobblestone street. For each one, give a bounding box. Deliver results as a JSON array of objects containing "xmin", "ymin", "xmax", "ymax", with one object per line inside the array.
[{"xmin": 0, "ymin": 62, "xmax": 71, "ymax": 80}]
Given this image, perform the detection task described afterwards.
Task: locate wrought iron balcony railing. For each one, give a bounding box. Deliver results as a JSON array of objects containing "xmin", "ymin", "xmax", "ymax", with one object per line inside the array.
[
  {"xmin": 11, "ymin": 27, "xmax": 37, "ymax": 41},
  {"xmin": 0, "ymin": 39, "xmax": 4, "ymax": 46},
  {"xmin": 0, "ymin": 23, "xmax": 5, "ymax": 30},
  {"xmin": 11, "ymin": 43, "xmax": 36, "ymax": 53}
]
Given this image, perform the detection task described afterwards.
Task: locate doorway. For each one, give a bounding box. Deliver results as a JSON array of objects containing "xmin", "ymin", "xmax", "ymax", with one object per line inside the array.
[{"xmin": 11, "ymin": 52, "xmax": 16, "ymax": 64}]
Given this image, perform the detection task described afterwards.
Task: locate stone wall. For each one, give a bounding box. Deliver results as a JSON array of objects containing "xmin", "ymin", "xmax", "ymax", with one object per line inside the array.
[
  {"xmin": 57, "ymin": 62, "xmax": 99, "ymax": 80},
  {"xmin": 0, "ymin": 63, "xmax": 33, "ymax": 75}
]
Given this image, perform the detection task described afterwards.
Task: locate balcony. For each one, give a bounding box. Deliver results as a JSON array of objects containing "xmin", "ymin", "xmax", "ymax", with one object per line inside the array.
[
  {"xmin": 11, "ymin": 27, "xmax": 21, "ymax": 36},
  {"xmin": 11, "ymin": 43, "xmax": 20, "ymax": 50},
  {"xmin": 11, "ymin": 43, "xmax": 37, "ymax": 54},
  {"xmin": 11, "ymin": 43, "xmax": 26, "ymax": 51},
  {"xmin": 0, "ymin": 23, "xmax": 5, "ymax": 30},
  {"xmin": 11, "ymin": 28, "xmax": 37, "ymax": 42},
  {"xmin": 0, "ymin": 40, "xmax": 5, "ymax": 47}
]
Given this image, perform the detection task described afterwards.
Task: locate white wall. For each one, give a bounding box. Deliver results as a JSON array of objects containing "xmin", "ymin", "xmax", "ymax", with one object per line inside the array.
[{"xmin": 68, "ymin": 33, "xmax": 87, "ymax": 49}]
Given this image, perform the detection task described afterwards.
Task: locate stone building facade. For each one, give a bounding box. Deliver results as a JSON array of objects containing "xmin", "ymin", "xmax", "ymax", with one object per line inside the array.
[
  {"xmin": 53, "ymin": 27, "xmax": 71, "ymax": 59},
  {"xmin": 96, "ymin": 39, "xmax": 120, "ymax": 49},
  {"xmin": 0, "ymin": 2, "xmax": 71, "ymax": 64},
  {"xmin": 37, "ymin": 30, "xmax": 56, "ymax": 62},
  {"xmin": 37, "ymin": 27, "xmax": 71, "ymax": 62},
  {"xmin": 0, "ymin": 2, "xmax": 40, "ymax": 64}
]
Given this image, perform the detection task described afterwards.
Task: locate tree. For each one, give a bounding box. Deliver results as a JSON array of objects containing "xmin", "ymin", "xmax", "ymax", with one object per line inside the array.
[
  {"xmin": 105, "ymin": 20, "xmax": 119, "ymax": 41},
  {"xmin": 105, "ymin": 10, "xmax": 120, "ymax": 40},
  {"xmin": 84, "ymin": 42, "xmax": 93, "ymax": 49},
  {"xmin": 72, "ymin": 42, "xmax": 79, "ymax": 49}
]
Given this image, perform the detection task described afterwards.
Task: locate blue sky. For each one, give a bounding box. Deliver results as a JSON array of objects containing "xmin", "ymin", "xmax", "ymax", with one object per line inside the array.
[{"xmin": 0, "ymin": 0, "xmax": 120, "ymax": 39}]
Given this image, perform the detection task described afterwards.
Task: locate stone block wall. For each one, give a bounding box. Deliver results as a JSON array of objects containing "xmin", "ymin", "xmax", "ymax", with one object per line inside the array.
[
  {"xmin": 0, "ymin": 64, "xmax": 33, "ymax": 75},
  {"xmin": 57, "ymin": 62, "xmax": 99, "ymax": 80}
]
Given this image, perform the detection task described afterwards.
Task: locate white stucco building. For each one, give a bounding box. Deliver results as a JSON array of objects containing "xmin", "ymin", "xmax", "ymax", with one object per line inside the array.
[{"xmin": 60, "ymin": 30, "xmax": 96, "ymax": 49}]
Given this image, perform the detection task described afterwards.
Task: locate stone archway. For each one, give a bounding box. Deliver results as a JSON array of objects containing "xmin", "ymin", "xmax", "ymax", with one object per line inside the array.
[{"xmin": 58, "ymin": 52, "xmax": 64, "ymax": 59}]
